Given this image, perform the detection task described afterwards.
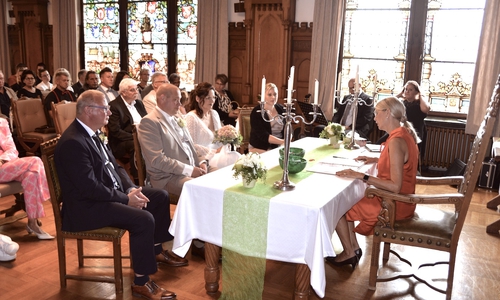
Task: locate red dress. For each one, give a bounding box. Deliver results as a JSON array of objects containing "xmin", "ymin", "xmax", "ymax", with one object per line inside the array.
[{"xmin": 346, "ymin": 127, "xmax": 418, "ymax": 235}]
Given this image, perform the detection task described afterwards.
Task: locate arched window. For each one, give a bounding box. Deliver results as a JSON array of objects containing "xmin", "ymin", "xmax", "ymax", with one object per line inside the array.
[{"xmin": 81, "ymin": 0, "xmax": 197, "ymax": 90}]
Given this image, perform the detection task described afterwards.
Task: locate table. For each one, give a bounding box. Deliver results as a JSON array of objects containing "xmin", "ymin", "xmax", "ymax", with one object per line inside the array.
[{"xmin": 169, "ymin": 137, "xmax": 377, "ymax": 298}]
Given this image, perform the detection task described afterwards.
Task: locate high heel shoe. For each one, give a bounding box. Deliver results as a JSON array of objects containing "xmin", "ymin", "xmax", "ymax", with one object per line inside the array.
[
  {"xmin": 26, "ymin": 224, "xmax": 55, "ymax": 240},
  {"xmin": 325, "ymin": 255, "xmax": 359, "ymax": 270},
  {"xmin": 354, "ymin": 248, "xmax": 362, "ymax": 260}
]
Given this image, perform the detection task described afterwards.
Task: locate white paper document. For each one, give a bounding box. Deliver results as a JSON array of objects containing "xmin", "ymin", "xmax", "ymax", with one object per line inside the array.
[{"xmin": 307, "ymin": 157, "xmax": 364, "ymax": 175}]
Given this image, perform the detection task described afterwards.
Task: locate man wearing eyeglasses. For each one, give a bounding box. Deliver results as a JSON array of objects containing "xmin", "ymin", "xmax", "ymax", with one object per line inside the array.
[
  {"xmin": 55, "ymin": 90, "xmax": 184, "ymax": 300},
  {"xmin": 142, "ymin": 72, "xmax": 168, "ymax": 113},
  {"xmin": 107, "ymin": 78, "xmax": 147, "ymax": 178}
]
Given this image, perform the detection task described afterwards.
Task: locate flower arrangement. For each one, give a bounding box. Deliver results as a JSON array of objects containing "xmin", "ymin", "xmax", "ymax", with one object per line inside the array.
[
  {"xmin": 319, "ymin": 122, "xmax": 344, "ymax": 139},
  {"xmin": 232, "ymin": 152, "xmax": 267, "ymax": 185},
  {"xmin": 213, "ymin": 125, "xmax": 243, "ymax": 146},
  {"xmin": 99, "ymin": 131, "xmax": 108, "ymax": 145}
]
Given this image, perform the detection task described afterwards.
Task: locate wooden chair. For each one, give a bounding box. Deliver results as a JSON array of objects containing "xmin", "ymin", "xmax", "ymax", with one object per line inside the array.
[
  {"xmin": 40, "ymin": 137, "xmax": 129, "ymax": 293},
  {"xmin": 367, "ymin": 75, "xmax": 500, "ymax": 299},
  {"xmin": 0, "ymin": 182, "xmax": 26, "ymax": 226},
  {"xmin": 237, "ymin": 106, "xmax": 253, "ymax": 154},
  {"xmin": 12, "ymin": 98, "xmax": 57, "ymax": 155},
  {"xmin": 51, "ymin": 101, "xmax": 76, "ymax": 135},
  {"xmin": 132, "ymin": 125, "xmax": 179, "ymax": 205}
]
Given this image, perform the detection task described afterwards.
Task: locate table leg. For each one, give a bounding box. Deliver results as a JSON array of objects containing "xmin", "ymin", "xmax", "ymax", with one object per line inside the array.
[
  {"xmin": 486, "ymin": 195, "xmax": 500, "ymax": 235},
  {"xmin": 294, "ymin": 263, "xmax": 311, "ymax": 299},
  {"xmin": 204, "ymin": 242, "xmax": 221, "ymax": 294}
]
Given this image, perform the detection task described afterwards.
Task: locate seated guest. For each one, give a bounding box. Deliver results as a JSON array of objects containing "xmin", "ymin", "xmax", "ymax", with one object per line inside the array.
[
  {"xmin": 108, "ymin": 78, "xmax": 147, "ymax": 177},
  {"xmin": 179, "ymin": 90, "xmax": 189, "ymax": 115},
  {"xmin": 83, "ymin": 70, "xmax": 99, "ymax": 91},
  {"xmin": 17, "ymin": 70, "xmax": 43, "ymax": 99},
  {"xmin": 326, "ymin": 97, "xmax": 419, "ymax": 269},
  {"xmin": 137, "ymin": 68, "xmax": 151, "ymax": 99},
  {"xmin": 142, "ymin": 72, "xmax": 168, "ymax": 114},
  {"xmin": 8, "ymin": 63, "xmax": 27, "ymax": 92},
  {"xmin": 55, "ymin": 90, "xmax": 186, "ymax": 299},
  {"xmin": 168, "ymin": 73, "xmax": 181, "ymax": 88},
  {"xmin": 71, "ymin": 69, "xmax": 87, "ymax": 97},
  {"xmin": 34, "ymin": 62, "xmax": 47, "ymax": 86},
  {"xmin": 112, "ymin": 71, "xmax": 130, "ymax": 92},
  {"xmin": 43, "ymin": 69, "xmax": 76, "ymax": 127},
  {"xmin": 0, "ymin": 70, "xmax": 18, "ymax": 121},
  {"xmin": 0, "ymin": 117, "xmax": 54, "ymax": 240},
  {"xmin": 97, "ymin": 67, "xmax": 119, "ymax": 103},
  {"xmin": 213, "ymin": 73, "xmax": 239, "ymax": 126},
  {"xmin": 316, "ymin": 78, "xmax": 374, "ymax": 140},
  {"xmin": 249, "ymin": 82, "xmax": 285, "ymax": 153},
  {"xmin": 185, "ymin": 82, "xmax": 222, "ymax": 161},
  {"xmin": 35, "ymin": 69, "xmax": 53, "ymax": 92},
  {"xmin": 138, "ymin": 83, "xmax": 215, "ymax": 197}
]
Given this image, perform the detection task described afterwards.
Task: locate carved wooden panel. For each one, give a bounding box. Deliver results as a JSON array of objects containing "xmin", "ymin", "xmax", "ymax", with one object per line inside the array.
[{"xmin": 228, "ymin": 22, "xmax": 247, "ymax": 105}]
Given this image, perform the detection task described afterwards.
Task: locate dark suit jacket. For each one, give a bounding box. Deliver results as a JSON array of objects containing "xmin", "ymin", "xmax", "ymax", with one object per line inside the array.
[
  {"xmin": 55, "ymin": 119, "xmax": 136, "ymax": 232},
  {"xmin": 332, "ymin": 92, "xmax": 374, "ymax": 139},
  {"xmin": 249, "ymin": 103, "xmax": 285, "ymax": 150},
  {"xmin": 71, "ymin": 81, "xmax": 84, "ymax": 97},
  {"xmin": 107, "ymin": 96, "xmax": 147, "ymax": 158}
]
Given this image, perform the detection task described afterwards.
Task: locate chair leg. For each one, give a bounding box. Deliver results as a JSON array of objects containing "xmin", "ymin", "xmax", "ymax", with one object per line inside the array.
[
  {"xmin": 446, "ymin": 252, "xmax": 456, "ymax": 300},
  {"xmin": 57, "ymin": 237, "xmax": 68, "ymax": 288},
  {"xmin": 382, "ymin": 242, "xmax": 391, "ymax": 260},
  {"xmin": 113, "ymin": 238, "xmax": 124, "ymax": 293},
  {"xmin": 369, "ymin": 237, "xmax": 381, "ymax": 290},
  {"xmin": 77, "ymin": 239, "xmax": 84, "ymax": 267}
]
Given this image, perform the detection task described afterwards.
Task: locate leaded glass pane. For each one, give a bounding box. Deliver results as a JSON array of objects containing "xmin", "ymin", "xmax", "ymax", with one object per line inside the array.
[
  {"xmin": 83, "ymin": 0, "xmax": 120, "ymax": 73},
  {"xmin": 177, "ymin": 0, "xmax": 197, "ymax": 90},
  {"xmin": 342, "ymin": 0, "xmax": 410, "ymax": 97},
  {"xmin": 127, "ymin": 1, "xmax": 168, "ymax": 79}
]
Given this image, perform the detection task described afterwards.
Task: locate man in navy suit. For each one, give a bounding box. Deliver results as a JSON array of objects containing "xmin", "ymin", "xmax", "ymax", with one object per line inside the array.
[
  {"xmin": 107, "ymin": 78, "xmax": 147, "ymax": 177},
  {"xmin": 54, "ymin": 90, "xmax": 185, "ymax": 299}
]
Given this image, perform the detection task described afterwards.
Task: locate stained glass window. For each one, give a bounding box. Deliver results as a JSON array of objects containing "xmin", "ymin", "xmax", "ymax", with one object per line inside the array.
[
  {"xmin": 342, "ymin": 0, "xmax": 485, "ymax": 115},
  {"xmin": 82, "ymin": 0, "xmax": 197, "ymax": 91}
]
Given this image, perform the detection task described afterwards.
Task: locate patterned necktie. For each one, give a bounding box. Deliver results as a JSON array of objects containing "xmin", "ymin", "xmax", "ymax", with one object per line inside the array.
[{"xmin": 92, "ymin": 133, "xmax": 123, "ymax": 191}]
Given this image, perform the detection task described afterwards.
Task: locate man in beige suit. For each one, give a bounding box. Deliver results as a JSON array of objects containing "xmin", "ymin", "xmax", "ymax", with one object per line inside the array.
[{"xmin": 138, "ymin": 83, "xmax": 213, "ymax": 196}]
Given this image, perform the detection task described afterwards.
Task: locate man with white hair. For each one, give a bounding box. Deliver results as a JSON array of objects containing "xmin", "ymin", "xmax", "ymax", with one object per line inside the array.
[{"xmin": 107, "ymin": 78, "xmax": 147, "ymax": 176}]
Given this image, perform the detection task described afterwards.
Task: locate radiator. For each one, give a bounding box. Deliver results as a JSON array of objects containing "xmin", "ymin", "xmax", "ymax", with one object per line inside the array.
[{"xmin": 422, "ymin": 124, "xmax": 475, "ymax": 169}]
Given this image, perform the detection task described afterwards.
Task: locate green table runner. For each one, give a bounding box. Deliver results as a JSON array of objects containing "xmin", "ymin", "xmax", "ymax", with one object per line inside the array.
[{"xmin": 221, "ymin": 145, "xmax": 352, "ymax": 299}]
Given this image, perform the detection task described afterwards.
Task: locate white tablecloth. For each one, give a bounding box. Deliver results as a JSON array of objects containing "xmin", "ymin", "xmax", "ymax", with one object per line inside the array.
[{"xmin": 169, "ymin": 137, "xmax": 377, "ymax": 298}]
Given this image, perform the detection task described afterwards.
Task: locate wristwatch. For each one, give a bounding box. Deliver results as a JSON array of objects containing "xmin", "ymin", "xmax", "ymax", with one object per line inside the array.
[{"xmin": 363, "ymin": 174, "xmax": 370, "ymax": 182}]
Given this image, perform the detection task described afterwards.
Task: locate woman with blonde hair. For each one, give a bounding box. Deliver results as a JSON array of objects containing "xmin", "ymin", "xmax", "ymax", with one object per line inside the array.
[{"xmin": 326, "ymin": 97, "xmax": 419, "ymax": 269}]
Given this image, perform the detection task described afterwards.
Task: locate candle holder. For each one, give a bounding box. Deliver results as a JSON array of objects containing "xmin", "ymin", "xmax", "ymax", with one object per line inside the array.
[
  {"xmin": 338, "ymin": 92, "xmax": 374, "ymax": 150},
  {"xmin": 259, "ymin": 98, "xmax": 320, "ymax": 191}
]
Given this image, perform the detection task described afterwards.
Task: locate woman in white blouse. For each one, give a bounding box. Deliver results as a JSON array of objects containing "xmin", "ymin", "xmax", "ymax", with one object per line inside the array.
[{"xmin": 185, "ymin": 82, "xmax": 222, "ymax": 160}]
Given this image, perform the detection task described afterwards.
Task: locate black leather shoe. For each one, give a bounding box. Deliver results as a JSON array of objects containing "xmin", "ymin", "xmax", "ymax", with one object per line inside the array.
[
  {"xmin": 131, "ymin": 280, "xmax": 176, "ymax": 299},
  {"xmin": 325, "ymin": 255, "xmax": 359, "ymax": 270},
  {"xmin": 156, "ymin": 250, "xmax": 188, "ymax": 267}
]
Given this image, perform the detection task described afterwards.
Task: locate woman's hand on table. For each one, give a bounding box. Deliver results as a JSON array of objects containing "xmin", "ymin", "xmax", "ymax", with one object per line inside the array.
[
  {"xmin": 355, "ymin": 156, "xmax": 379, "ymax": 164},
  {"xmin": 335, "ymin": 168, "xmax": 364, "ymax": 180}
]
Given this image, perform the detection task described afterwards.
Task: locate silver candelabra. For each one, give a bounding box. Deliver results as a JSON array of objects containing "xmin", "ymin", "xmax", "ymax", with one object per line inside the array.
[
  {"xmin": 259, "ymin": 97, "xmax": 320, "ymax": 191},
  {"xmin": 337, "ymin": 92, "xmax": 373, "ymax": 150}
]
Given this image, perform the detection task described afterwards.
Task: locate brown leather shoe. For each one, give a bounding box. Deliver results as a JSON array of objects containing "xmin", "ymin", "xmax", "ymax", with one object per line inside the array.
[
  {"xmin": 156, "ymin": 250, "xmax": 188, "ymax": 267},
  {"xmin": 131, "ymin": 280, "xmax": 176, "ymax": 300}
]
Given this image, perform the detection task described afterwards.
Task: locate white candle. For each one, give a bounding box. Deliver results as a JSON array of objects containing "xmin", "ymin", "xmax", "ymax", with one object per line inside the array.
[
  {"xmin": 354, "ymin": 65, "xmax": 359, "ymax": 94},
  {"xmin": 337, "ymin": 72, "xmax": 342, "ymax": 91},
  {"xmin": 314, "ymin": 79, "xmax": 319, "ymax": 105},
  {"xmin": 261, "ymin": 76, "xmax": 266, "ymax": 102},
  {"xmin": 287, "ymin": 66, "xmax": 295, "ymax": 104}
]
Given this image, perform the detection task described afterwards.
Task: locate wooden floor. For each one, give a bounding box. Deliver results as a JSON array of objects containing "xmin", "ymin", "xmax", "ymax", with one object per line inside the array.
[{"xmin": 1, "ymin": 184, "xmax": 500, "ymax": 300}]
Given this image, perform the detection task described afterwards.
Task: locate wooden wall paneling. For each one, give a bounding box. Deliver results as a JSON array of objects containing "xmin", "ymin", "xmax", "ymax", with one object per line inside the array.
[
  {"xmin": 228, "ymin": 22, "xmax": 247, "ymax": 105},
  {"xmin": 8, "ymin": 25, "xmax": 22, "ymax": 75},
  {"xmin": 291, "ymin": 22, "xmax": 312, "ymax": 103}
]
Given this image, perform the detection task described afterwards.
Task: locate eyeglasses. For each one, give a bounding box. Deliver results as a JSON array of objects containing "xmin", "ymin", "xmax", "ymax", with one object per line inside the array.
[
  {"xmin": 25, "ymin": 77, "xmax": 35, "ymax": 80},
  {"xmin": 88, "ymin": 105, "xmax": 111, "ymax": 112}
]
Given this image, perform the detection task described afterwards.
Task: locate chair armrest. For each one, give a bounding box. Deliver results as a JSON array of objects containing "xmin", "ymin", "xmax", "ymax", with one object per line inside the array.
[{"xmin": 416, "ymin": 176, "xmax": 464, "ymax": 185}]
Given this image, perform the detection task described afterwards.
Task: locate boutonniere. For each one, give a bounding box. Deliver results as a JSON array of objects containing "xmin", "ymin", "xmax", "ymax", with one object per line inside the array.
[
  {"xmin": 176, "ymin": 116, "xmax": 186, "ymax": 128},
  {"xmin": 99, "ymin": 131, "xmax": 108, "ymax": 145}
]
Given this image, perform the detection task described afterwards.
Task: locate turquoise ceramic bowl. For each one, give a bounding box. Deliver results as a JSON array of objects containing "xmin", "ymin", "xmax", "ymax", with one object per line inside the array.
[
  {"xmin": 279, "ymin": 147, "xmax": 305, "ymax": 158},
  {"xmin": 279, "ymin": 155, "xmax": 307, "ymax": 174}
]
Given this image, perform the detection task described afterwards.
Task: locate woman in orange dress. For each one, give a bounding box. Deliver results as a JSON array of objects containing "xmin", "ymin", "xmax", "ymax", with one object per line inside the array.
[
  {"xmin": 0, "ymin": 117, "xmax": 54, "ymax": 240},
  {"xmin": 326, "ymin": 96, "xmax": 420, "ymax": 269}
]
